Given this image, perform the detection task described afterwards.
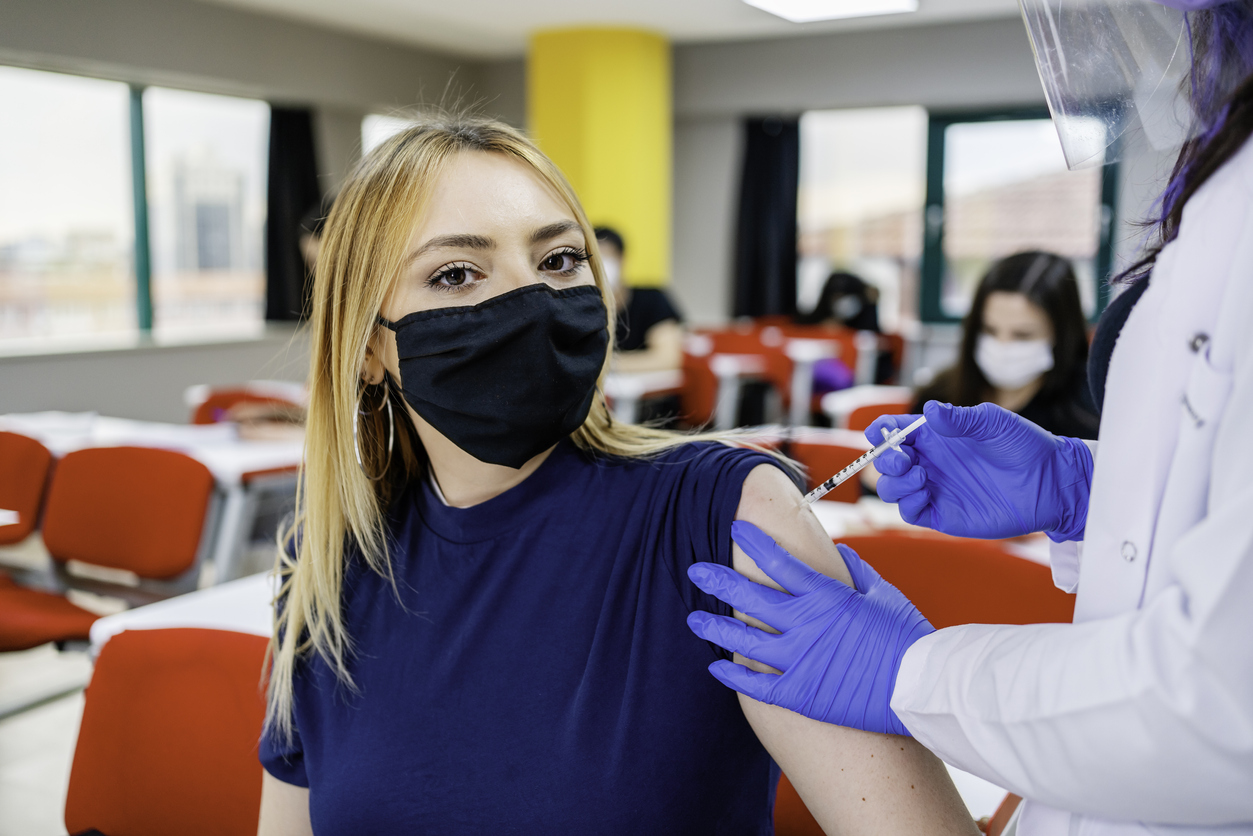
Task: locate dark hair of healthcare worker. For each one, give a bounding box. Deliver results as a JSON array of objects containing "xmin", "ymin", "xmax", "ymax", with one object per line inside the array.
[
  {"xmin": 687, "ymin": 2, "xmax": 1253, "ymax": 835},
  {"xmin": 913, "ymin": 251, "xmax": 1100, "ymax": 439}
]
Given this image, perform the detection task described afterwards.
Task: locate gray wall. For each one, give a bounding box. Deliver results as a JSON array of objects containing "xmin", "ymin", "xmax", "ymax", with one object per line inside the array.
[
  {"xmin": 0, "ymin": 328, "xmax": 309, "ymax": 423},
  {"xmin": 0, "ymin": 0, "xmax": 474, "ymax": 110}
]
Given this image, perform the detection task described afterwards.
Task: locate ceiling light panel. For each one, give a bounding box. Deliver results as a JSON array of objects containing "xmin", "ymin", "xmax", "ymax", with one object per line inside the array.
[{"xmin": 742, "ymin": 0, "xmax": 919, "ymax": 22}]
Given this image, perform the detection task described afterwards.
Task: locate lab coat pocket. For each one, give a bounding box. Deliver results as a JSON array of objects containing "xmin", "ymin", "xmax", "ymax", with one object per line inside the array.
[
  {"xmin": 1180, "ymin": 349, "xmax": 1232, "ymax": 432},
  {"xmin": 1166, "ymin": 351, "xmax": 1233, "ymax": 533}
]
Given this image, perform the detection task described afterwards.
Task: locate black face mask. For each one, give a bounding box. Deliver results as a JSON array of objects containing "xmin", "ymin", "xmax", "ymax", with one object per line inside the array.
[{"xmin": 378, "ymin": 283, "xmax": 608, "ymax": 469}]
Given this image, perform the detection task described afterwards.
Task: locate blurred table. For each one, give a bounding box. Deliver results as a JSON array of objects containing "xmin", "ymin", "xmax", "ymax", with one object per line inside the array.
[
  {"xmin": 0, "ymin": 411, "xmax": 304, "ymax": 584},
  {"xmin": 89, "ymin": 571, "xmax": 273, "ymax": 657},
  {"xmin": 603, "ymin": 370, "xmax": 684, "ymax": 424}
]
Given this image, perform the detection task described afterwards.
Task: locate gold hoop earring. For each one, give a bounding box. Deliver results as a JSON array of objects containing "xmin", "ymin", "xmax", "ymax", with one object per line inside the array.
[{"xmin": 353, "ymin": 377, "xmax": 394, "ymax": 481}]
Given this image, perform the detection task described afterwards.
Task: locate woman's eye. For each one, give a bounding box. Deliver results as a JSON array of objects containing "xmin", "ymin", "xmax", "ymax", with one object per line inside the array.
[
  {"xmin": 540, "ymin": 249, "xmax": 588, "ymax": 276},
  {"xmin": 426, "ymin": 264, "xmax": 481, "ymax": 291}
]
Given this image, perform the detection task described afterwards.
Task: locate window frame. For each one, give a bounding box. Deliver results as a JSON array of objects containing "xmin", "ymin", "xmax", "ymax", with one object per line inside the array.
[
  {"xmin": 919, "ymin": 107, "xmax": 1119, "ymax": 324},
  {"xmin": 0, "ymin": 68, "xmax": 271, "ymax": 344}
]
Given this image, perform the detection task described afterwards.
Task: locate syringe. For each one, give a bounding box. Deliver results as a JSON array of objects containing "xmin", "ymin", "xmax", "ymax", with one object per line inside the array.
[{"xmin": 804, "ymin": 415, "xmax": 927, "ymax": 504}]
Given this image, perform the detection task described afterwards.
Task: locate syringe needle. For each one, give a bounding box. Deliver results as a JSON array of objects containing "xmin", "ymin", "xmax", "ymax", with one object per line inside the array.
[{"xmin": 804, "ymin": 416, "xmax": 927, "ymax": 504}]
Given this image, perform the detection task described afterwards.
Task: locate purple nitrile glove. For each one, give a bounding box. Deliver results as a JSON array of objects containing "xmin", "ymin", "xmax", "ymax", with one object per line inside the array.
[
  {"xmin": 868, "ymin": 401, "xmax": 1093, "ymax": 542},
  {"xmin": 686, "ymin": 521, "xmax": 934, "ymax": 737}
]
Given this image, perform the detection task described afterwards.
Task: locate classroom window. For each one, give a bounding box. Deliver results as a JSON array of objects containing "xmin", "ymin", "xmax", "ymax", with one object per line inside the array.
[
  {"xmin": 921, "ymin": 112, "xmax": 1116, "ymax": 322},
  {"xmin": 0, "ymin": 67, "xmax": 135, "ymax": 345},
  {"xmin": 144, "ymin": 87, "xmax": 269, "ymax": 337},
  {"xmin": 796, "ymin": 106, "xmax": 928, "ymax": 334}
]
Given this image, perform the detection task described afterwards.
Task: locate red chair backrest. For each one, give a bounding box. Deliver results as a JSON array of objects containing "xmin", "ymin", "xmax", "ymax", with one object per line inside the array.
[
  {"xmin": 0, "ymin": 431, "xmax": 54, "ymax": 545},
  {"xmin": 41, "ymin": 447, "xmax": 215, "ymax": 579},
  {"xmin": 680, "ymin": 348, "xmax": 720, "ymax": 427},
  {"xmin": 65, "ymin": 628, "xmax": 268, "ymax": 836},
  {"xmin": 847, "ymin": 400, "xmax": 913, "ymax": 432},
  {"xmin": 192, "ymin": 389, "xmax": 301, "ymax": 425},
  {"xmin": 839, "ymin": 531, "xmax": 1076, "ymax": 628}
]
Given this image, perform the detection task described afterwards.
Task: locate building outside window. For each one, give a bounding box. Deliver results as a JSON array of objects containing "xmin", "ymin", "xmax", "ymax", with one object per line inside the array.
[
  {"xmin": 0, "ymin": 67, "xmax": 134, "ymax": 346},
  {"xmin": 144, "ymin": 87, "xmax": 269, "ymax": 338},
  {"xmin": 796, "ymin": 106, "xmax": 929, "ymax": 334},
  {"xmin": 937, "ymin": 117, "xmax": 1106, "ymax": 318}
]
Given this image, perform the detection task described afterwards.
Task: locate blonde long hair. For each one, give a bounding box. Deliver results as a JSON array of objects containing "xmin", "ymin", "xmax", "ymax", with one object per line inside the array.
[{"xmin": 265, "ymin": 113, "xmax": 777, "ymax": 740}]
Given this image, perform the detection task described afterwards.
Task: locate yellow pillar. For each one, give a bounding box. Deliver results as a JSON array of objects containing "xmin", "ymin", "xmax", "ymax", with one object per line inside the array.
[{"xmin": 528, "ymin": 28, "xmax": 671, "ymax": 287}]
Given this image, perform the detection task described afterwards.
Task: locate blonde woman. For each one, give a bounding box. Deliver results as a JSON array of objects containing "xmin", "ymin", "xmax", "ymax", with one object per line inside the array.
[{"xmin": 257, "ymin": 115, "xmax": 977, "ymax": 836}]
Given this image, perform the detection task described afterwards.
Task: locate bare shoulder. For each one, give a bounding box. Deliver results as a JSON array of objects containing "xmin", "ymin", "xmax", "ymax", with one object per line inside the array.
[
  {"xmin": 729, "ymin": 462, "xmax": 979, "ymax": 836},
  {"xmin": 733, "ymin": 462, "xmax": 852, "ymax": 590}
]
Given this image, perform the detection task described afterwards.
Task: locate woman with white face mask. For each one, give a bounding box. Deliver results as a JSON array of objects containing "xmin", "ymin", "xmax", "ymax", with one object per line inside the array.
[{"xmin": 912, "ymin": 251, "xmax": 1100, "ymax": 439}]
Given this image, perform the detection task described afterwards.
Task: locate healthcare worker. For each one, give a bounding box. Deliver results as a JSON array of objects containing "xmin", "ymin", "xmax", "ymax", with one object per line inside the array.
[{"xmin": 686, "ymin": 1, "xmax": 1253, "ymax": 833}]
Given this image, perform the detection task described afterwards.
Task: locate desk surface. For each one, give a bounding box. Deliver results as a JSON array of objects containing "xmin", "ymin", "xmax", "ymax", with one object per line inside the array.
[
  {"xmin": 89, "ymin": 571, "xmax": 274, "ymax": 655},
  {"xmin": 0, "ymin": 411, "xmax": 304, "ymax": 488}
]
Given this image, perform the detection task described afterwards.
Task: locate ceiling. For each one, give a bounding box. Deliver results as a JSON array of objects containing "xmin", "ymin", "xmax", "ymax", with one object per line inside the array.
[{"xmin": 194, "ymin": 0, "xmax": 1023, "ymax": 59}]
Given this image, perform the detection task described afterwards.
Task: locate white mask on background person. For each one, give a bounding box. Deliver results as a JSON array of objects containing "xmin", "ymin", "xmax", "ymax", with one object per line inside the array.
[
  {"xmin": 975, "ymin": 334, "xmax": 1055, "ymax": 390},
  {"xmin": 601, "ymin": 257, "xmax": 622, "ymax": 290},
  {"xmin": 834, "ymin": 295, "xmax": 863, "ymax": 322}
]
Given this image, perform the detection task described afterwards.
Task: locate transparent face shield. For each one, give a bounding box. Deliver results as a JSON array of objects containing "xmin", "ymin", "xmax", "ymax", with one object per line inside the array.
[{"xmin": 1020, "ymin": 0, "xmax": 1194, "ymax": 169}]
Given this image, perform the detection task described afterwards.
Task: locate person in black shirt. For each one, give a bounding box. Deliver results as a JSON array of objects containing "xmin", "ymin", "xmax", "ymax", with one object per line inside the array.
[
  {"xmin": 912, "ymin": 251, "xmax": 1099, "ymax": 439},
  {"xmin": 595, "ymin": 227, "xmax": 683, "ymax": 373}
]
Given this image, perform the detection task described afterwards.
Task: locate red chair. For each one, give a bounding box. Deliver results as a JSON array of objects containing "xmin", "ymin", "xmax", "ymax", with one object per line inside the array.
[
  {"xmin": 190, "ymin": 390, "xmax": 303, "ymax": 425},
  {"xmin": 984, "ymin": 793, "xmax": 1022, "ymax": 836},
  {"xmin": 0, "ymin": 431, "xmax": 54, "ymax": 546},
  {"xmin": 847, "ymin": 399, "xmax": 913, "ymax": 433},
  {"xmin": 844, "ymin": 531, "xmax": 1076, "ymax": 629},
  {"xmin": 680, "ymin": 341, "xmax": 721, "ymax": 427},
  {"xmin": 187, "ymin": 381, "xmax": 306, "ymax": 425},
  {"xmin": 789, "ymin": 431, "xmax": 873, "ymax": 504},
  {"xmin": 64, "ymin": 628, "xmax": 268, "ymax": 836},
  {"xmin": 774, "ymin": 532, "xmax": 1074, "ymax": 835},
  {"xmin": 0, "ymin": 447, "xmax": 217, "ymax": 651}
]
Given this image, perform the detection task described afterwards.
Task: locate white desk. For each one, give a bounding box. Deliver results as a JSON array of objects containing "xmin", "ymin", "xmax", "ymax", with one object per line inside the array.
[
  {"xmin": 783, "ymin": 338, "xmax": 837, "ymax": 428},
  {"xmin": 603, "ymin": 370, "xmax": 684, "ymax": 424},
  {"xmin": 819, "ymin": 385, "xmax": 913, "ymax": 428},
  {"xmin": 89, "ymin": 571, "xmax": 274, "ymax": 656},
  {"xmin": 0, "ymin": 412, "xmax": 304, "ymax": 584}
]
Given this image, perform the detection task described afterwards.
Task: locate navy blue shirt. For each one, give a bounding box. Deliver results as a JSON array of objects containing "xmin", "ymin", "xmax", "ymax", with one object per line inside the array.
[{"xmin": 260, "ymin": 440, "xmax": 784, "ymax": 835}]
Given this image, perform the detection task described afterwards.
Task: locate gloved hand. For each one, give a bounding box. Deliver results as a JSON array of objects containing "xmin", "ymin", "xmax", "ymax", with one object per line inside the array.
[
  {"xmin": 869, "ymin": 401, "xmax": 1093, "ymax": 542},
  {"xmin": 686, "ymin": 521, "xmax": 934, "ymax": 737}
]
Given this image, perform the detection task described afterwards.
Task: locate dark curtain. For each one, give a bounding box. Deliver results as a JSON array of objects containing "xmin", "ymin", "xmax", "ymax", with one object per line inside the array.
[
  {"xmin": 266, "ymin": 107, "xmax": 321, "ymax": 321},
  {"xmin": 732, "ymin": 116, "xmax": 800, "ymax": 317}
]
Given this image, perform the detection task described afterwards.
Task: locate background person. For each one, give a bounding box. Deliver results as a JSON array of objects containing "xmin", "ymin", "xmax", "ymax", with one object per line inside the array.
[
  {"xmin": 795, "ymin": 270, "xmax": 887, "ymax": 393},
  {"xmin": 595, "ymin": 226, "xmax": 684, "ymax": 373},
  {"xmin": 913, "ymin": 251, "xmax": 1099, "ymax": 439}
]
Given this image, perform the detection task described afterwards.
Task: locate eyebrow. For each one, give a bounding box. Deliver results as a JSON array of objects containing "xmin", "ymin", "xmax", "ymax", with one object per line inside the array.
[
  {"xmin": 409, "ymin": 233, "xmax": 495, "ymax": 261},
  {"xmin": 530, "ymin": 220, "xmax": 581, "ymax": 244},
  {"xmin": 406, "ymin": 221, "xmax": 582, "ymax": 264}
]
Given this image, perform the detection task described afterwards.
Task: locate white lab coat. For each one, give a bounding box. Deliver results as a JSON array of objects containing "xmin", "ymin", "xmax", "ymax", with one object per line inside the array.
[{"xmin": 891, "ymin": 137, "xmax": 1253, "ymax": 836}]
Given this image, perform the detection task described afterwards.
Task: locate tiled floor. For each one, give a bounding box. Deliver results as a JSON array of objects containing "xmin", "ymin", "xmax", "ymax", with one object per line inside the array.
[{"xmin": 0, "ymin": 682, "xmax": 83, "ymax": 836}]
